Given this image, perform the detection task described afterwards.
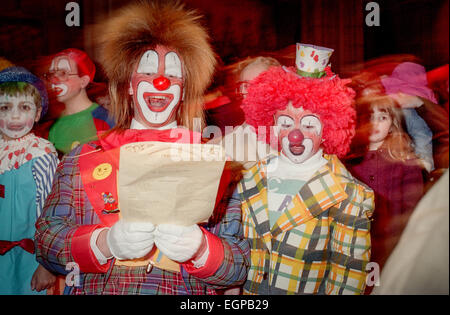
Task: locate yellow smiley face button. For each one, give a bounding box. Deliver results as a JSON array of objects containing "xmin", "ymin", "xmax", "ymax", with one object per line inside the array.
[{"xmin": 92, "ymin": 163, "xmax": 113, "ymax": 180}]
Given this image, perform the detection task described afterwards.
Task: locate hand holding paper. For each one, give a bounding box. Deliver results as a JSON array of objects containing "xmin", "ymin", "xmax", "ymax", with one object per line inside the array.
[
  {"xmin": 154, "ymin": 224, "xmax": 206, "ymax": 263},
  {"xmin": 107, "ymin": 220, "xmax": 156, "ymax": 260}
]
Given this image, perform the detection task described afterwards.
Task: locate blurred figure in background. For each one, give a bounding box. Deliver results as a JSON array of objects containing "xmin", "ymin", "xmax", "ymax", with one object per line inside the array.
[
  {"xmin": 424, "ymin": 64, "xmax": 450, "ymax": 186},
  {"xmin": 205, "ymin": 56, "xmax": 281, "ymax": 133},
  {"xmin": 427, "ymin": 64, "xmax": 449, "ymax": 114},
  {"xmin": 205, "ymin": 56, "xmax": 280, "ymax": 171},
  {"xmin": 372, "ymin": 170, "xmax": 448, "ymax": 295},
  {"xmin": 381, "ymin": 62, "xmax": 439, "ymax": 174},
  {"xmin": 349, "ymin": 60, "xmax": 449, "ymax": 193},
  {"xmin": 345, "ymin": 94, "xmax": 424, "ymax": 292}
]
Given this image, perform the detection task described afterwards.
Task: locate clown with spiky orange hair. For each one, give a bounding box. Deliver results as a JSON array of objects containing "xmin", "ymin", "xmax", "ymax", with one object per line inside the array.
[
  {"xmin": 235, "ymin": 44, "xmax": 375, "ymax": 295},
  {"xmin": 35, "ymin": 0, "xmax": 249, "ymax": 295}
]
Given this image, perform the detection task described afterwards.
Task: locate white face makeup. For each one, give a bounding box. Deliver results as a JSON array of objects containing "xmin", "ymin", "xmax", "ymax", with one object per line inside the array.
[
  {"xmin": 130, "ymin": 46, "xmax": 184, "ymax": 128},
  {"xmin": 49, "ymin": 58, "xmax": 71, "ymax": 97},
  {"xmin": 135, "ymin": 81, "xmax": 182, "ymax": 125},
  {"xmin": 137, "ymin": 50, "xmax": 158, "ymax": 75},
  {"xmin": 0, "ymin": 94, "xmax": 38, "ymax": 140},
  {"xmin": 164, "ymin": 52, "xmax": 182, "ymax": 79},
  {"xmin": 275, "ymin": 104, "xmax": 323, "ymax": 164}
]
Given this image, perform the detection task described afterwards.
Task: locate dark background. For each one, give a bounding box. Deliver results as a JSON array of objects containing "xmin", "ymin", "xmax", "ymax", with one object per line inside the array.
[{"xmin": 1, "ymin": 0, "xmax": 448, "ymax": 80}]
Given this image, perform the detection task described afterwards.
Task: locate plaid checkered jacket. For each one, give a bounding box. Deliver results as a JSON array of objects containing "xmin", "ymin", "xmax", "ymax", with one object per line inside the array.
[
  {"xmin": 238, "ymin": 154, "xmax": 374, "ymax": 295},
  {"xmin": 35, "ymin": 131, "xmax": 250, "ymax": 295}
]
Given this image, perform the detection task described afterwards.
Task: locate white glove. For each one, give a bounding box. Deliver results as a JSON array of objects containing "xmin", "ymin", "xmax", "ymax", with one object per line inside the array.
[
  {"xmin": 154, "ymin": 224, "xmax": 205, "ymax": 263},
  {"xmin": 106, "ymin": 220, "xmax": 156, "ymax": 260}
]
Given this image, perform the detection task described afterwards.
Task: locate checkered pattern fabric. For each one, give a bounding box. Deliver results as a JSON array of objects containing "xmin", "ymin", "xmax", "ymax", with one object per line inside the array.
[
  {"xmin": 239, "ymin": 154, "xmax": 374, "ymax": 295},
  {"xmin": 35, "ymin": 143, "xmax": 250, "ymax": 295}
]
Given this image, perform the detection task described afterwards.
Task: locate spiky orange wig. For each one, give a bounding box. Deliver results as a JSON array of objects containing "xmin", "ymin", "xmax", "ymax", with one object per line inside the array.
[
  {"xmin": 241, "ymin": 66, "xmax": 356, "ymax": 158},
  {"xmin": 95, "ymin": 0, "xmax": 217, "ymax": 131}
]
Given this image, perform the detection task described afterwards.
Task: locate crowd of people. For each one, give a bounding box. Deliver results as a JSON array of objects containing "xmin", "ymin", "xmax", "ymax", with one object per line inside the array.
[{"xmin": 0, "ymin": 0, "xmax": 448, "ymax": 295}]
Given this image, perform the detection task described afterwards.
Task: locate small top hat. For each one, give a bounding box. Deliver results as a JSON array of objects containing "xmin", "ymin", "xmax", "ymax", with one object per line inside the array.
[{"xmin": 295, "ymin": 43, "xmax": 334, "ymax": 78}]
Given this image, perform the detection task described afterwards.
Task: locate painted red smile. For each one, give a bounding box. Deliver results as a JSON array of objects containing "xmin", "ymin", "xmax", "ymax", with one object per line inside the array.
[
  {"xmin": 143, "ymin": 92, "xmax": 173, "ymax": 112},
  {"xmin": 53, "ymin": 87, "xmax": 63, "ymax": 96}
]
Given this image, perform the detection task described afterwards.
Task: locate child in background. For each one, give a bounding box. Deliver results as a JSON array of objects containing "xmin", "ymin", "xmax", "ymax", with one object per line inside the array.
[
  {"xmin": 345, "ymin": 95, "xmax": 424, "ymax": 275},
  {"xmin": 0, "ymin": 66, "xmax": 59, "ymax": 294},
  {"xmin": 381, "ymin": 62, "xmax": 437, "ymax": 173},
  {"xmin": 44, "ymin": 48, "xmax": 114, "ymax": 157},
  {"xmin": 214, "ymin": 56, "xmax": 281, "ymax": 170}
]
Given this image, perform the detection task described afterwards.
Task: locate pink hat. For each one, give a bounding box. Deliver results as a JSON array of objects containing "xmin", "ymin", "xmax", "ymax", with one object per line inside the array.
[{"xmin": 381, "ymin": 62, "xmax": 437, "ymax": 103}]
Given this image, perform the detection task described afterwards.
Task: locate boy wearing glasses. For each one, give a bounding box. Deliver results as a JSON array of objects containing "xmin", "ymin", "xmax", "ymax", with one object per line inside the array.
[{"xmin": 45, "ymin": 48, "xmax": 114, "ymax": 156}]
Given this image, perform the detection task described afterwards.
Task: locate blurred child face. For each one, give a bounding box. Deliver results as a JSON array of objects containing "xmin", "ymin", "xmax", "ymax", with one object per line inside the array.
[
  {"xmin": 237, "ymin": 63, "xmax": 269, "ymax": 98},
  {"xmin": 369, "ymin": 107, "xmax": 392, "ymax": 150},
  {"xmin": 0, "ymin": 94, "xmax": 41, "ymax": 140},
  {"xmin": 129, "ymin": 45, "xmax": 184, "ymax": 128},
  {"xmin": 274, "ymin": 102, "xmax": 323, "ymax": 164}
]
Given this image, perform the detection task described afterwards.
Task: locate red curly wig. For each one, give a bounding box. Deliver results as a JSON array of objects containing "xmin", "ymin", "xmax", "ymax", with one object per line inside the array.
[{"xmin": 241, "ymin": 66, "xmax": 356, "ymax": 158}]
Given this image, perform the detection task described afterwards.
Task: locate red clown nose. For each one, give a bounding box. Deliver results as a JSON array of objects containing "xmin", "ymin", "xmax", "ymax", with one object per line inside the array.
[
  {"xmin": 288, "ymin": 129, "xmax": 304, "ymax": 145},
  {"xmin": 153, "ymin": 76, "xmax": 171, "ymax": 91}
]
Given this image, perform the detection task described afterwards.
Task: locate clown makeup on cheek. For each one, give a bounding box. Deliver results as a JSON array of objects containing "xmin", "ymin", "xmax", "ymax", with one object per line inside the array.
[
  {"xmin": 0, "ymin": 94, "xmax": 38, "ymax": 140},
  {"xmin": 130, "ymin": 45, "xmax": 184, "ymax": 128},
  {"xmin": 275, "ymin": 104, "xmax": 323, "ymax": 164},
  {"xmin": 48, "ymin": 57, "xmax": 77, "ymax": 99},
  {"xmin": 51, "ymin": 83, "xmax": 68, "ymax": 97}
]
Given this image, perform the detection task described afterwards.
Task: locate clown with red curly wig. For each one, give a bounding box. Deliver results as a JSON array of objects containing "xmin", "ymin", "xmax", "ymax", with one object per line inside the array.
[
  {"xmin": 242, "ymin": 61, "xmax": 356, "ymax": 159},
  {"xmin": 233, "ymin": 43, "xmax": 375, "ymax": 295}
]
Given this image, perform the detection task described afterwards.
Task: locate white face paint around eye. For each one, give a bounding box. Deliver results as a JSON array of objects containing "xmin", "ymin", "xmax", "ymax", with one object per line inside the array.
[
  {"xmin": 0, "ymin": 94, "xmax": 37, "ymax": 140},
  {"xmin": 165, "ymin": 52, "xmax": 182, "ymax": 78},
  {"xmin": 276, "ymin": 115, "xmax": 295, "ymax": 129},
  {"xmin": 137, "ymin": 50, "xmax": 158, "ymax": 74},
  {"xmin": 300, "ymin": 115, "xmax": 322, "ymax": 135}
]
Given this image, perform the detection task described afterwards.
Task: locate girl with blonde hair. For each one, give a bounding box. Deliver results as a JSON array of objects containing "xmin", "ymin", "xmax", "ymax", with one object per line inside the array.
[{"xmin": 346, "ymin": 94, "xmax": 424, "ymax": 282}]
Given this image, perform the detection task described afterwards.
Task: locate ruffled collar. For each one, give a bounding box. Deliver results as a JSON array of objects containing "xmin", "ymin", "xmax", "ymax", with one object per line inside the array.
[{"xmin": 0, "ymin": 133, "xmax": 57, "ymax": 174}]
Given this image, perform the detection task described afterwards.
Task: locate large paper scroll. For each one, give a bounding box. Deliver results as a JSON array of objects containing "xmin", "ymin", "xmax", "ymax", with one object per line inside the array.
[{"xmin": 118, "ymin": 141, "xmax": 226, "ymax": 226}]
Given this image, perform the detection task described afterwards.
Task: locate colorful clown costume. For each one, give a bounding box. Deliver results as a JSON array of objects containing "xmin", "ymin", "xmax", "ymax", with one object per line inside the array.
[
  {"xmin": 0, "ymin": 134, "xmax": 58, "ymax": 294},
  {"xmin": 35, "ymin": 129, "xmax": 250, "ymax": 294},
  {"xmin": 238, "ymin": 154, "xmax": 374, "ymax": 294}
]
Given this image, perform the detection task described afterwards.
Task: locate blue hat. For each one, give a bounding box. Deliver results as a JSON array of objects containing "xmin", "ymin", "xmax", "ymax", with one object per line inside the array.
[{"xmin": 0, "ymin": 66, "xmax": 48, "ymax": 120}]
